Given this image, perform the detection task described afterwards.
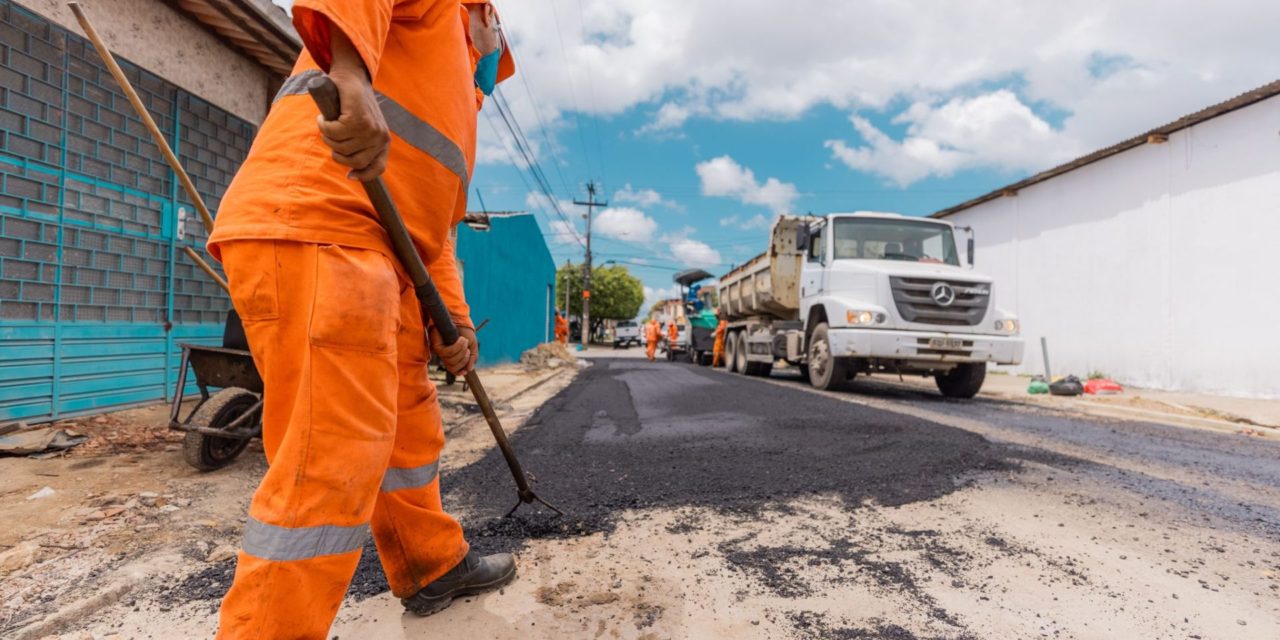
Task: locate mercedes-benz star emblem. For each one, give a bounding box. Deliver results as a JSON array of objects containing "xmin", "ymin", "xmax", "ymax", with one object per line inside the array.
[{"xmin": 931, "ymin": 282, "xmax": 956, "ymax": 307}]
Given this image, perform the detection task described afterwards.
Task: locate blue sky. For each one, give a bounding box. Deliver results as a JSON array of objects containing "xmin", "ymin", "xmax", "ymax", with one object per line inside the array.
[{"xmin": 272, "ymin": 0, "xmax": 1280, "ymax": 306}]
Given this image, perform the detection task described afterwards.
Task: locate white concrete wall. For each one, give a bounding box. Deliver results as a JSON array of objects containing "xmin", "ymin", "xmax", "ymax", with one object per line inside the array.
[
  {"xmin": 18, "ymin": 0, "xmax": 273, "ymax": 123},
  {"xmin": 945, "ymin": 95, "xmax": 1280, "ymax": 399}
]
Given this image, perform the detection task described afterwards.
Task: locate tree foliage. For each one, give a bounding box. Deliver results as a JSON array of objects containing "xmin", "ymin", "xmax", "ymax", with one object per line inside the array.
[{"xmin": 556, "ymin": 263, "xmax": 644, "ymax": 323}]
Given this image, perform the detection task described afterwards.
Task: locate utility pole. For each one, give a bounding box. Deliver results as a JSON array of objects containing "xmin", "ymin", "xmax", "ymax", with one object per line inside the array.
[
  {"xmin": 563, "ymin": 259, "xmax": 571, "ymax": 314},
  {"xmin": 574, "ymin": 182, "xmax": 606, "ymax": 348}
]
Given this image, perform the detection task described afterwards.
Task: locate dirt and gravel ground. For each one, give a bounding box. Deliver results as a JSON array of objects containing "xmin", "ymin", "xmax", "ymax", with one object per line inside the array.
[{"xmin": 3, "ymin": 355, "xmax": 1278, "ymax": 639}]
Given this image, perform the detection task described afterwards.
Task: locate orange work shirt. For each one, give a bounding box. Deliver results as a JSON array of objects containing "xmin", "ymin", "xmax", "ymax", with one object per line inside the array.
[{"xmin": 208, "ymin": 0, "xmax": 514, "ymax": 330}]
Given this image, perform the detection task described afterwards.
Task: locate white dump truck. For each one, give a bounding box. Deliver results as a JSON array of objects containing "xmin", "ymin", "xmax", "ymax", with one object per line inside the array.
[{"xmin": 717, "ymin": 213, "xmax": 1024, "ymax": 398}]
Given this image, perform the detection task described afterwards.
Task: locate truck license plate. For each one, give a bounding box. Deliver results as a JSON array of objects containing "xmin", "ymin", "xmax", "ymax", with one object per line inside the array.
[{"xmin": 929, "ymin": 337, "xmax": 964, "ymax": 350}]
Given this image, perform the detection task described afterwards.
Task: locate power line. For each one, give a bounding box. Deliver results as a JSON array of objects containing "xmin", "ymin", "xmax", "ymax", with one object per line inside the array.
[
  {"xmin": 514, "ymin": 62, "xmax": 574, "ymax": 196},
  {"xmin": 548, "ymin": 0, "xmax": 598, "ymax": 180},
  {"xmin": 481, "ymin": 108, "xmax": 540, "ymax": 208},
  {"xmin": 490, "ymin": 88, "xmax": 586, "ymax": 249},
  {"xmin": 574, "ymin": 0, "xmax": 608, "ymax": 187}
]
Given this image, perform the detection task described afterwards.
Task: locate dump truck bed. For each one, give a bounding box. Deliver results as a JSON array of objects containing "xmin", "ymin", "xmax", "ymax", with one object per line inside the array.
[{"xmin": 717, "ymin": 216, "xmax": 806, "ymax": 322}]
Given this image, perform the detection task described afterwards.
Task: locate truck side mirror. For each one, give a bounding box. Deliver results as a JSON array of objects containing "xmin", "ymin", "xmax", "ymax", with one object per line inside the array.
[
  {"xmin": 968, "ymin": 237, "xmax": 976, "ymax": 267},
  {"xmin": 795, "ymin": 225, "xmax": 810, "ymax": 253}
]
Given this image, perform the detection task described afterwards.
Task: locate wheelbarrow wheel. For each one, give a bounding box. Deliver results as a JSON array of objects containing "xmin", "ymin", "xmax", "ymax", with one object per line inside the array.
[{"xmin": 183, "ymin": 388, "xmax": 258, "ymax": 471}]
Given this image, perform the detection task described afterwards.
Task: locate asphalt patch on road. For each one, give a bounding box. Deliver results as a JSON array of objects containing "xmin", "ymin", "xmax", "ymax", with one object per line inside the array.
[
  {"xmin": 445, "ymin": 359, "xmax": 1060, "ymax": 548},
  {"xmin": 171, "ymin": 359, "xmax": 1072, "ymax": 615}
]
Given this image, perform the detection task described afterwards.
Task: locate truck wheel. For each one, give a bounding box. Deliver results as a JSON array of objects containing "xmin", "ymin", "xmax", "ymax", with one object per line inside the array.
[
  {"xmin": 935, "ymin": 362, "xmax": 987, "ymax": 399},
  {"xmin": 724, "ymin": 332, "xmax": 739, "ymax": 372},
  {"xmin": 733, "ymin": 333, "xmax": 749, "ymax": 375},
  {"xmin": 807, "ymin": 322, "xmax": 853, "ymax": 391},
  {"xmin": 183, "ymin": 388, "xmax": 258, "ymax": 471}
]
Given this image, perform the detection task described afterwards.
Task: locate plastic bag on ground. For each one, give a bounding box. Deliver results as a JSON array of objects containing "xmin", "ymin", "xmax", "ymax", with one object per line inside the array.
[
  {"xmin": 1084, "ymin": 378, "xmax": 1124, "ymax": 395},
  {"xmin": 1028, "ymin": 375, "xmax": 1050, "ymax": 395},
  {"xmin": 1050, "ymin": 375, "xmax": 1085, "ymax": 397}
]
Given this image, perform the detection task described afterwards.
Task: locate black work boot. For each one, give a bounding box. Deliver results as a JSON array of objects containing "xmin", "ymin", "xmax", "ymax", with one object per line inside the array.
[{"xmin": 402, "ymin": 551, "xmax": 517, "ymax": 617}]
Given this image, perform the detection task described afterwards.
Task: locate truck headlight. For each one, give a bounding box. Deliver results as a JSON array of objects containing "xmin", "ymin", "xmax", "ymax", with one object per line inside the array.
[
  {"xmin": 846, "ymin": 310, "xmax": 878, "ymax": 325},
  {"xmin": 995, "ymin": 319, "xmax": 1019, "ymax": 334}
]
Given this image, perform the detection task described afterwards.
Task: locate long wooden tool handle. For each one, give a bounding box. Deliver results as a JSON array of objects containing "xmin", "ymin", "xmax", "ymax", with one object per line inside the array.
[
  {"xmin": 306, "ymin": 75, "xmax": 535, "ymax": 496},
  {"xmin": 184, "ymin": 246, "xmax": 229, "ymax": 292},
  {"xmin": 68, "ymin": 2, "xmax": 215, "ymax": 236}
]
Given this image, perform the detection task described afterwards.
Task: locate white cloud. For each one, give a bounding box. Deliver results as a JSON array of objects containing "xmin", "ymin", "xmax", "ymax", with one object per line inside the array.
[
  {"xmin": 612, "ymin": 184, "xmax": 680, "ymax": 210},
  {"xmin": 546, "ymin": 220, "xmax": 580, "ymax": 245},
  {"xmin": 720, "ymin": 214, "xmax": 772, "ymax": 230},
  {"xmin": 594, "ymin": 207, "xmax": 659, "ymax": 243},
  {"xmin": 697, "ymin": 156, "xmax": 798, "ymax": 214},
  {"xmin": 825, "ymin": 91, "xmax": 1082, "ymax": 186},
  {"xmin": 669, "ymin": 238, "xmax": 721, "ymax": 269}
]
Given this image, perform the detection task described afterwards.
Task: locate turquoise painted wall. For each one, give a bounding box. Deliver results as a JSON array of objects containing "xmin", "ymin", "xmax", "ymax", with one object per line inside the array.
[
  {"xmin": 0, "ymin": 2, "xmax": 242, "ymax": 423},
  {"xmin": 456, "ymin": 215, "xmax": 555, "ymax": 367}
]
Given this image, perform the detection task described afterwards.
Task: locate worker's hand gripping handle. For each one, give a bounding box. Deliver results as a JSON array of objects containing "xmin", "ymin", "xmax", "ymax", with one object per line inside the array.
[{"xmin": 305, "ymin": 75, "xmax": 461, "ymax": 347}]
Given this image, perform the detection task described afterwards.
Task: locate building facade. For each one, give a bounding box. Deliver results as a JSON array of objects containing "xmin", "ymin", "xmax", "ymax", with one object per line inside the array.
[
  {"xmin": 0, "ymin": 0, "xmax": 295, "ymax": 422},
  {"xmin": 935, "ymin": 83, "xmax": 1280, "ymax": 399},
  {"xmin": 456, "ymin": 213, "xmax": 556, "ymax": 366}
]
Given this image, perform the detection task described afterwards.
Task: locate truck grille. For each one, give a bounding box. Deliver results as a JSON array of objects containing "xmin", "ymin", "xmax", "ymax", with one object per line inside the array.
[{"xmin": 890, "ymin": 277, "xmax": 991, "ymax": 326}]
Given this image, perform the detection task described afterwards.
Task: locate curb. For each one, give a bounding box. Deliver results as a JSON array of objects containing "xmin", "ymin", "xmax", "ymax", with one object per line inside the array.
[
  {"xmin": 1023, "ymin": 396, "xmax": 1278, "ymax": 440},
  {"xmin": 442, "ymin": 367, "xmax": 570, "ymax": 437}
]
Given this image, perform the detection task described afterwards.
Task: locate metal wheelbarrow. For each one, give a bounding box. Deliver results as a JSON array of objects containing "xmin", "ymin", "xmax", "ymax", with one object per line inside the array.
[{"xmin": 168, "ymin": 311, "xmax": 264, "ymax": 471}]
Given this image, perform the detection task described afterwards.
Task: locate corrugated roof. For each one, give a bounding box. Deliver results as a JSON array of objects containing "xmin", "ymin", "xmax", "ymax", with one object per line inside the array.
[
  {"xmin": 932, "ymin": 79, "xmax": 1280, "ymax": 219},
  {"xmin": 163, "ymin": 0, "xmax": 300, "ymax": 76}
]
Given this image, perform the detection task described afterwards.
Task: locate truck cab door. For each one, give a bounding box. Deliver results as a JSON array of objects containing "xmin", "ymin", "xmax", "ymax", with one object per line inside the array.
[{"xmin": 800, "ymin": 222, "xmax": 826, "ymax": 309}]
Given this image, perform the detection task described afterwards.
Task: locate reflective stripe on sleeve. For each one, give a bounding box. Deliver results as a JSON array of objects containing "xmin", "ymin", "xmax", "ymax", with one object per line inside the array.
[
  {"xmin": 273, "ymin": 69, "xmax": 324, "ymax": 102},
  {"xmin": 241, "ymin": 517, "xmax": 369, "ymax": 562},
  {"xmin": 274, "ymin": 72, "xmax": 470, "ymax": 187},
  {"xmin": 380, "ymin": 460, "xmax": 441, "ymax": 494}
]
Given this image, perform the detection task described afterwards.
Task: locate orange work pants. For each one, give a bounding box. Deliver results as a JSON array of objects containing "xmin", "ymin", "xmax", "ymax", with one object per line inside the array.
[
  {"xmin": 646, "ymin": 340, "xmax": 656, "ymax": 361},
  {"xmin": 216, "ymin": 241, "xmax": 468, "ymax": 639},
  {"xmin": 712, "ymin": 337, "xmax": 725, "ymax": 367}
]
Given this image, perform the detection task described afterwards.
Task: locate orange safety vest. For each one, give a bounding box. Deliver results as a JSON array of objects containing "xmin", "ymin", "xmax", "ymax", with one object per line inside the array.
[{"xmin": 207, "ymin": 0, "xmax": 515, "ymax": 331}]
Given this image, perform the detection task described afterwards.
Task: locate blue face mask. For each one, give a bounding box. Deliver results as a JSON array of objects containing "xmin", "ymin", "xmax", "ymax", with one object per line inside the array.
[{"xmin": 474, "ymin": 41, "xmax": 502, "ymax": 96}]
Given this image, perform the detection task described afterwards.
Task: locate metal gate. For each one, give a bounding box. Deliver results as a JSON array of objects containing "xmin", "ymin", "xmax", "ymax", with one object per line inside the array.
[{"xmin": 0, "ymin": 1, "xmax": 252, "ymax": 423}]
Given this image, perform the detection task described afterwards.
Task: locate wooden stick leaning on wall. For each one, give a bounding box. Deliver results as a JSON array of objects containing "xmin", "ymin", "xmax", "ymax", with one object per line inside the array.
[
  {"xmin": 67, "ymin": 1, "xmax": 230, "ymax": 295},
  {"xmin": 184, "ymin": 246, "xmax": 229, "ymax": 292}
]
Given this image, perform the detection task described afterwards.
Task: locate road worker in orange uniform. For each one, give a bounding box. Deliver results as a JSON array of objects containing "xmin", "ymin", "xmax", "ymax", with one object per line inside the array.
[
  {"xmin": 712, "ymin": 319, "xmax": 727, "ymax": 367},
  {"xmin": 554, "ymin": 310, "xmax": 569, "ymax": 345},
  {"xmin": 644, "ymin": 318, "xmax": 660, "ymax": 361},
  {"xmin": 667, "ymin": 320, "xmax": 679, "ymax": 358},
  {"xmin": 205, "ymin": 1, "xmax": 516, "ymax": 637}
]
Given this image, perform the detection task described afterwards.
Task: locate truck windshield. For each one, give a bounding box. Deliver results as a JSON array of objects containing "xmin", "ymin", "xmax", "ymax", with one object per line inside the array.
[{"xmin": 831, "ymin": 218, "xmax": 960, "ymax": 266}]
